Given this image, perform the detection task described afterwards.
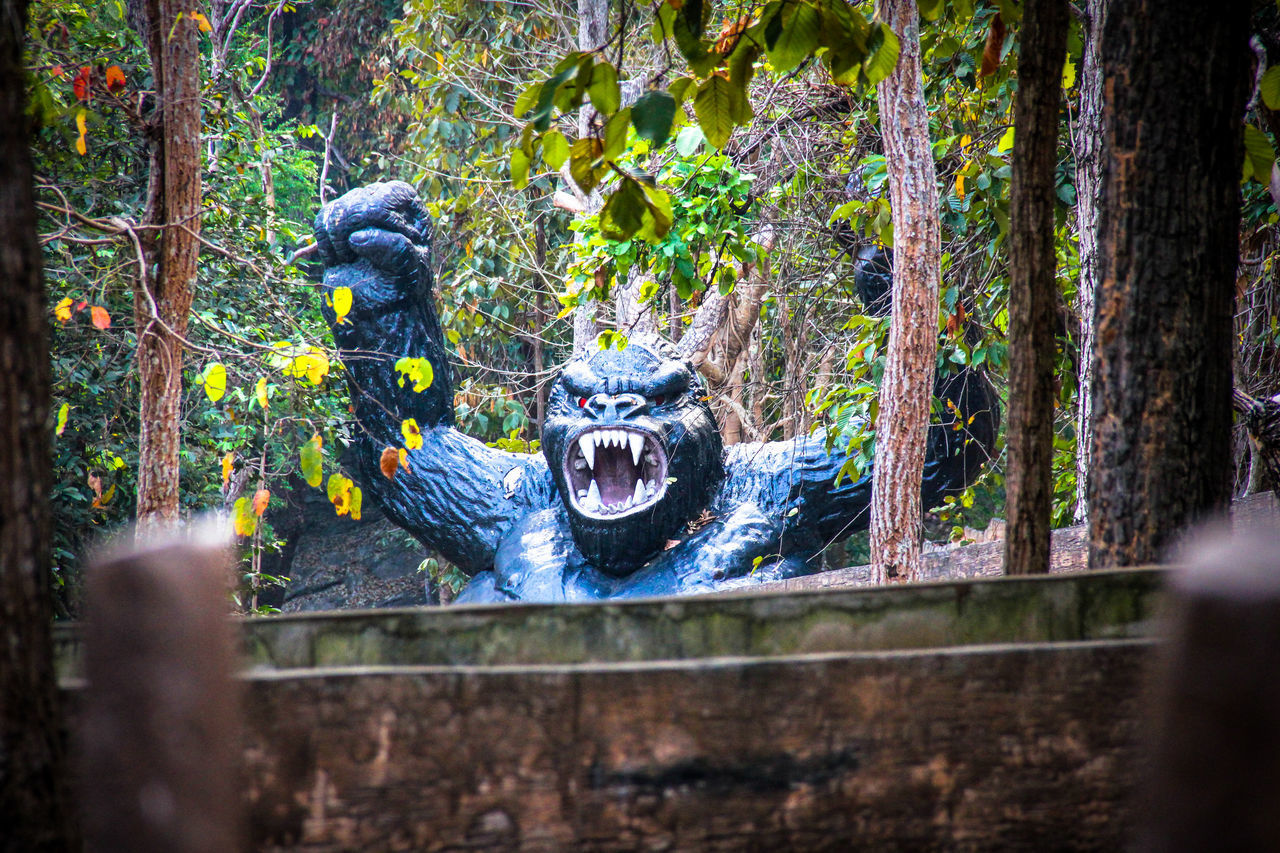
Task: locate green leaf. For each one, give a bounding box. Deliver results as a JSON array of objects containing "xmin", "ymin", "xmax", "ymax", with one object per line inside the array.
[
  {"xmin": 202, "ymin": 362, "xmax": 227, "ymax": 403},
  {"xmin": 587, "ymin": 61, "xmax": 620, "ymax": 114},
  {"xmin": 513, "ymin": 81, "xmax": 540, "ymax": 119},
  {"xmin": 863, "ymin": 21, "xmax": 900, "ymax": 85},
  {"xmin": 1263, "ymin": 66, "xmax": 1280, "ymax": 111},
  {"xmin": 600, "ymin": 182, "xmax": 647, "ymax": 240},
  {"xmin": 674, "ymin": 125, "xmax": 705, "ymax": 156},
  {"xmin": 639, "ymin": 183, "xmax": 674, "ymax": 239},
  {"xmin": 511, "ymin": 147, "xmax": 531, "ymax": 189},
  {"xmin": 917, "ymin": 0, "xmax": 944, "ymax": 21},
  {"xmin": 569, "ymin": 137, "xmax": 604, "ymax": 193},
  {"xmin": 603, "ymin": 108, "xmax": 631, "ymax": 159},
  {"xmin": 766, "ymin": 3, "xmax": 820, "ymax": 74},
  {"xmin": 694, "ymin": 75, "xmax": 736, "ymax": 149},
  {"xmin": 300, "ymin": 435, "xmax": 323, "ymax": 488},
  {"xmin": 543, "ymin": 129, "xmax": 569, "ymax": 169},
  {"xmin": 1244, "ymin": 124, "xmax": 1275, "ymax": 183},
  {"xmin": 668, "ymin": 76, "xmax": 697, "ymax": 105},
  {"xmin": 631, "ymin": 90, "xmax": 677, "ymax": 146}
]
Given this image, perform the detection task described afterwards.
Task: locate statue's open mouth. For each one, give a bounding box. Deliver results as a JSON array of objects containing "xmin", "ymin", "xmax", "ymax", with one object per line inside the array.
[{"xmin": 564, "ymin": 426, "xmax": 668, "ymax": 520}]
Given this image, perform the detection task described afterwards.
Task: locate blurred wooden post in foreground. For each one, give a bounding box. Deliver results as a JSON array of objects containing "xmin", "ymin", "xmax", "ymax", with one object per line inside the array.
[
  {"xmin": 1138, "ymin": 526, "xmax": 1280, "ymax": 851},
  {"xmin": 79, "ymin": 529, "xmax": 242, "ymax": 853}
]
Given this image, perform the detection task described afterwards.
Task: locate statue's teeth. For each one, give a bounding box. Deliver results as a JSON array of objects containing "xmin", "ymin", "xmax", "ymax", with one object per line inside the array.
[
  {"xmin": 632, "ymin": 479, "xmax": 645, "ymax": 505},
  {"xmin": 646, "ymin": 480, "xmax": 656, "ymax": 496},
  {"xmin": 628, "ymin": 433, "xmax": 643, "ymax": 467},
  {"xmin": 585, "ymin": 479, "xmax": 601, "ymax": 510},
  {"xmin": 579, "ymin": 435, "xmax": 595, "ymax": 470}
]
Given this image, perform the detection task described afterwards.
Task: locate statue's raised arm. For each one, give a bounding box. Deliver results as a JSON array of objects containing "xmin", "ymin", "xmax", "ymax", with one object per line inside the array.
[
  {"xmin": 314, "ymin": 182, "xmax": 555, "ymax": 574},
  {"xmin": 316, "ymin": 182, "xmax": 998, "ymax": 603}
]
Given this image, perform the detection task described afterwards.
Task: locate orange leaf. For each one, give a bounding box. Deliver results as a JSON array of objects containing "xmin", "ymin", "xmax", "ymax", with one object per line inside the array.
[
  {"xmin": 73, "ymin": 66, "xmax": 90, "ymax": 101},
  {"xmin": 190, "ymin": 11, "xmax": 213, "ymax": 32},
  {"xmin": 105, "ymin": 65, "xmax": 126, "ymax": 93},
  {"xmin": 50, "ymin": 65, "xmax": 65, "ymax": 78},
  {"xmin": 979, "ymin": 14, "xmax": 1005, "ymax": 77},
  {"xmin": 379, "ymin": 446, "xmax": 399, "ymax": 479},
  {"xmin": 252, "ymin": 488, "xmax": 270, "ymax": 516},
  {"xmin": 90, "ymin": 305, "xmax": 110, "ymax": 329}
]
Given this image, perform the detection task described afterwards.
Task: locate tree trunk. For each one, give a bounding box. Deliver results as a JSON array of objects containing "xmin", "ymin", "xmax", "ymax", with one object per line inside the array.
[
  {"xmin": 1004, "ymin": 0, "xmax": 1068, "ymax": 576},
  {"xmin": 130, "ymin": 0, "xmax": 203, "ymax": 537},
  {"xmin": 870, "ymin": 0, "xmax": 939, "ymax": 584},
  {"xmin": 1088, "ymin": 0, "xmax": 1249, "ymax": 568},
  {"xmin": 1072, "ymin": 0, "xmax": 1105, "ymax": 524},
  {"xmin": 570, "ymin": 0, "xmax": 608, "ymax": 356},
  {"xmin": 0, "ymin": 0, "xmax": 79, "ymax": 847}
]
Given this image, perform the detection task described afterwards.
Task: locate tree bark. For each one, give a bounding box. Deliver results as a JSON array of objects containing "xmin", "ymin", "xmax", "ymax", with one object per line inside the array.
[
  {"xmin": 870, "ymin": 0, "xmax": 939, "ymax": 584},
  {"xmin": 1072, "ymin": 0, "xmax": 1106, "ymax": 524},
  {"xmin": 569, "ymin": 0, "xmax": 608, "ymax": 356},
  {"xmin": 130, "ymin": 0, "xmax": 203, "ymax": 537},
  {"xmin": 1088, "ymin": 0, "xmax": 1250, "ymax": 568},
  {"xmin": 0, "ymin": 0, "xmax": 80, "ymax": 847},
  {"xmin": 1004, "ymin": 0, "xmax": 1069, "ymax": 576}
]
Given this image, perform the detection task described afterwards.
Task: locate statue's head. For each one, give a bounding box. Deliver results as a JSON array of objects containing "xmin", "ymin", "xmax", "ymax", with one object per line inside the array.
[{"xmin": 541, "ymin": 334, "xmax": 724, "ymax": 575}]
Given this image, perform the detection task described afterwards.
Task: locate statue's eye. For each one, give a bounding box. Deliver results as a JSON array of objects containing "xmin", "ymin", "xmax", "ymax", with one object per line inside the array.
[
  {"xmin": 577, "ymin": 396, "xmax": 588, "ymax": 408},
  {"xmin": 652, "ymin": 395, "xmax": 666, "ymax": 406}
]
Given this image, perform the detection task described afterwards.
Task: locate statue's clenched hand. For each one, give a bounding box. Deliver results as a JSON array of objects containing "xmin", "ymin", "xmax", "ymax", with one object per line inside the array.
[{"xmin": 314, "ymin": 181, "xmax": 432, "ymax": 311}]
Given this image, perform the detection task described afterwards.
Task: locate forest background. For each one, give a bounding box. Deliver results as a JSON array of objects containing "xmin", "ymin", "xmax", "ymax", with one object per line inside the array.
[{"xmin": 27, "ymin": 0, "xmax": 1280, "ymax": 611}]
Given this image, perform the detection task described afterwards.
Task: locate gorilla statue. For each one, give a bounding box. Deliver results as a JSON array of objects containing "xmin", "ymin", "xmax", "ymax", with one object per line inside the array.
[{"xmin": 313, "ymin": 181, "xmax": 997, "ymax": 603}]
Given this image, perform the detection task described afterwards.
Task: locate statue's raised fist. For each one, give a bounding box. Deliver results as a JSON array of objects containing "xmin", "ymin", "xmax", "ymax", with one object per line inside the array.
[{"xmin": 313, "ymin": 181, "xmax": 432, "ymax": 289}]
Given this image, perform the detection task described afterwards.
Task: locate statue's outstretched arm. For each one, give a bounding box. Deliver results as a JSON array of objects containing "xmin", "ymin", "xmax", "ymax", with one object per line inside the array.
[
  {"xmin": 724, "ymin": 366, "xmax": 999, "ymax": 560},
  {"xmin": 314, "ymin": 181, "xmax": 553, "ymax": 573}
]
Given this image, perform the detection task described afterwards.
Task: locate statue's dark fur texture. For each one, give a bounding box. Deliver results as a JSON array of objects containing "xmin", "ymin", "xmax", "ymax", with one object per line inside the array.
[{"xmin": 314, "ymin": 182, "xmax": 998, "ymax": 603}]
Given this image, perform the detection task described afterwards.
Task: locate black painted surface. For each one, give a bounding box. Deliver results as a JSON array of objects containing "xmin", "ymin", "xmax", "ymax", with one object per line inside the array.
[{"xmin": 314, "ymin": 182, "xmax": 998, "ymax": 602}]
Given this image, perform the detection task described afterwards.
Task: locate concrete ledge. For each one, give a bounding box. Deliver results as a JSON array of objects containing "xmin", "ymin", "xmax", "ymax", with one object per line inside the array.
[{"xmin": 54, "ymin": 567, "xmax": 1162, "ymax": 677}]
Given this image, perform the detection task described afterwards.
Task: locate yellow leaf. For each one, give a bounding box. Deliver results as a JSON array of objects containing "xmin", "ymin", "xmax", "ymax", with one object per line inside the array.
[
  {"xmin": 332, "ymin": 286, "xmax": 353, "ymax": 324},
  {"xmin": 350, "ymin": 487, "xmax": 362, "ymax": 521},
  {"xmin": 203, "ymin": 362, "xmax": 227, "ymax": 403},
  {"xmin": 955, "ymin": 173, "xmax": 966, "ymax": 199},
  {"xmin": 190, "ymin": 11, "xmax": 212, "ymax": 32},
  {"xmin": 233, "ymin": 495, "xmax": 257, "ymax": 536},
  {"xmin": 398, "ymin": 447, "xmax": 410, "ymax": 472},
  {"xmin": 75, "ymin": 109, "xmax": 87, "ymax": 155},
  {"xmin": 55, "ymin": 403, "xmax": 70, "ymax": 436},
  {"xmin": 401, "ymin": 418, "xmax": 423, "ymax": 450},
  {"xmin": 300, "ymin": 434, "xmax": 323, "ymax": 487},
  {"xmin": 54, "ymin": 297, "xmax": 73, "ymax": 323},
  {"xmin": 255, "ymin": 376, "xmax": 269, "ymax": 409},
  {"xmin": 327, "ymin": 472, "xmax": 353, "ymax": 516},
  {"xmin": 435, "ymin": 50, "xmax": 444, "ymax": 71},
  {"xmin": 394, "ymin": 356, "xmax": 434, "ymax": 392},
  {"xmin": 252, "ymin": 488, "xmax": 270, "ymax": 516},
  {"xmin": 221, "ymin": 451, "xmax": 234, "ymax": 488}
]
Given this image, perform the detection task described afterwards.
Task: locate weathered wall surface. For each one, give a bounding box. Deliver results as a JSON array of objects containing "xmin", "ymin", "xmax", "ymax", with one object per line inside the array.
[{"xmin": 243, "ymin": 641, "xmax": 1149, "ymax": 851}]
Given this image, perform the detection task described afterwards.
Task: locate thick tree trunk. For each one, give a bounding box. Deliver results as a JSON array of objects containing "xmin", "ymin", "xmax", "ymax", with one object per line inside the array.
[
  {"xmin": 1088, "ymin": 0, "xmax": 1249, "ymax": 568},
  {"xmin": 1004, "ymin": 0, "xmax": 1069, "ymax": 576},
  {"xmin": 870, "ymin": 0, "xmax": 939, "ymax": 584},
  {"xmin": 130, "ymin": 0, "xmax": 202, "ymax": 536},
  {"xmin": 0, "ymin": 0, "xmax": 79, "ymax": 847},
  {"xmin": 1072, "ymin": 0, "xmax": 1105, "ymax": 524}
]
